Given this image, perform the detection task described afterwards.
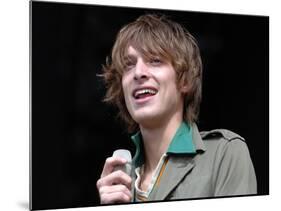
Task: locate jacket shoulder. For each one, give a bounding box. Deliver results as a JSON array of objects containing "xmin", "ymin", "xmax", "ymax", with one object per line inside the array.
[{"xmin": 200, "ymin": 129, "xmax": 245, "ymax": 142}]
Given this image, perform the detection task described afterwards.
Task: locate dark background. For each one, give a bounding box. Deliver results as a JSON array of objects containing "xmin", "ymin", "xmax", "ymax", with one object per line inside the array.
[{"xmin": 31, "ymin": 1, "xmax": 269, "ymax": 210}]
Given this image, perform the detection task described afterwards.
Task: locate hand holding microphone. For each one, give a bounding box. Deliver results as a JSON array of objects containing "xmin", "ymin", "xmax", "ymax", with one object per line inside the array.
[{"xmin": 96, "ymin": 149, "xmax": 133, "ymax": 204}]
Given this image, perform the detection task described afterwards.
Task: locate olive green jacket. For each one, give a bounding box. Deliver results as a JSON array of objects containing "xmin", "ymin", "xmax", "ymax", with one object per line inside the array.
[{"xmin": 131, "ymin": 124, "xmax": 257, "ymax": 201}]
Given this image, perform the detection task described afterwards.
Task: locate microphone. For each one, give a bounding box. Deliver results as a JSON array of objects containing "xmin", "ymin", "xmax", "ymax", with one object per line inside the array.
[{"xmin": 112, "ymin": 149, "xmax": 132, "ymax": 176}]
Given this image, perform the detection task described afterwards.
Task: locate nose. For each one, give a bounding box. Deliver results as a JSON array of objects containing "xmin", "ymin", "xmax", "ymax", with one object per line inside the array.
[{"xmin": 133, "ymin": 59, "xmax": 150, "ymax": 82}]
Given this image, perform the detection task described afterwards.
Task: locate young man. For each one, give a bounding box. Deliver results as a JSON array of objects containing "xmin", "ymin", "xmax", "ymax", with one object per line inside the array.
[{"xmin": 96, "ymin": 14, "xmax": 257, "ymax": 204}]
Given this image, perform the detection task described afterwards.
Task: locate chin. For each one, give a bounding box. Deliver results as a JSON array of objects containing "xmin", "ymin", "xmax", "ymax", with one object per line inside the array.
[{"xmin": 132, "ymin": 111, "xmax": 161, "ymax": 127}]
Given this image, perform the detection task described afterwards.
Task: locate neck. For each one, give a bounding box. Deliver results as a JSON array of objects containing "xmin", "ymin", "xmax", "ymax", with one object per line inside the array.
[{"xmin": 139, "ymin": 113, "xmax": 183, "ymax": 173}]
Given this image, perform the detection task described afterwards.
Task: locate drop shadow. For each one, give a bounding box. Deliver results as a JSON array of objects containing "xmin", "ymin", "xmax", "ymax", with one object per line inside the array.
[{"xmin": 17, "ymin": 201, "xmax": 29, "ymax": 210}]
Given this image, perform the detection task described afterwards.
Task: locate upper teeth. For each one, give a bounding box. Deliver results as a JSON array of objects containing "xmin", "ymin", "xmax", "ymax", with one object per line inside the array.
[{"xmin": 134, "ymin": 89, "xmax": 157, "ymax": 97}]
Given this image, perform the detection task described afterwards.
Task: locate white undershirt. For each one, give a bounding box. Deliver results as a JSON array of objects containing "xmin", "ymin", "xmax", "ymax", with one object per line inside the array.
[{"xmin": 134, "ymin": 154, "xmax": 168, "ymax": 200}]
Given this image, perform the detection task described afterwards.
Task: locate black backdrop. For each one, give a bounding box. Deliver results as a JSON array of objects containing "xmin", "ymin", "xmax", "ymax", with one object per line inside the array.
[{"xmin": 31, "ymin": 1, "xmax": 269, "ymax": 210}]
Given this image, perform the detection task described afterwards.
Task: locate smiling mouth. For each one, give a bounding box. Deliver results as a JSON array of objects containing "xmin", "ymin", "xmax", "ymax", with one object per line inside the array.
[{"xmin": 133, "ymin": 88, "xmax": 158, "ymax": 99}]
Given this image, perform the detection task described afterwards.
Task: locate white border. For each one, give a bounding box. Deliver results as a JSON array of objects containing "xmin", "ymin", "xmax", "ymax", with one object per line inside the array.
[{"xmin": 0, "ymin": 0, "xmax": 279, "ymax": 210}]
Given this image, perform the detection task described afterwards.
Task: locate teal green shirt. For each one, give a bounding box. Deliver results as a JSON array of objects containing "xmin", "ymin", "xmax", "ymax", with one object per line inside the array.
[{"xmin": 131, "ymin": 122, "xmax": 196, "ymax": 167}]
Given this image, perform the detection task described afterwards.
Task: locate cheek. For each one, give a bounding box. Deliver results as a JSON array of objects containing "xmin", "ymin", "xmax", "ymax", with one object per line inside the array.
[
  {"xmin": 160, "ymin": 72, "xmax": 178, "ymax": 91},
  {"xmin": 162, "ymin": 76, "xmax": 182, "ymax": 101}
]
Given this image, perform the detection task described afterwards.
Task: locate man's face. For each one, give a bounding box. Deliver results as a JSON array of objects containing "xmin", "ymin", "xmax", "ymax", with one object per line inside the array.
[{"xmin": 122, "ymin": 46, "xmax": 184, "ymax": 128}]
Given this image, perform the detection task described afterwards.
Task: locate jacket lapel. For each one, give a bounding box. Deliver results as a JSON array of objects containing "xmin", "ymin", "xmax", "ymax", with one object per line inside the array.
[{"xmin": 148, "ymin": 156, "xmax": 195, "ymax": 200}]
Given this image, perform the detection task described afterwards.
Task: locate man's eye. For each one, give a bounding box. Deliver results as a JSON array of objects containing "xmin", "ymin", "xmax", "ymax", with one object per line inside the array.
[
  {"xmin": 150, "ymin": 58, "xmax": 162, "ymax": 65},
  {"xmin": 124, "ymin": 61, "xmax": 135, "ymax": 71}
]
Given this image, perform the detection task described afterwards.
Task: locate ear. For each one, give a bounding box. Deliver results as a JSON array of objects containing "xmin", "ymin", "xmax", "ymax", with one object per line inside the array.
[
  {"xmin": 180, "ymin": 84, "xmax": 190, "ymax": 94},
  {"xmin": 177, "ymin": 72, "xmax": 191, "ymax": 94}
]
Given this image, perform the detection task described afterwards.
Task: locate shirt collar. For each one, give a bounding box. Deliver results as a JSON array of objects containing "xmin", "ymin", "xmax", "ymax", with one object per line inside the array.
[
  {"xmin": 131, "ymin": 130, "xmax": 144, "ymax": 167},
  {"xmin": 131, "ymin": 122, "xmax": 196, "ymax": 167}
]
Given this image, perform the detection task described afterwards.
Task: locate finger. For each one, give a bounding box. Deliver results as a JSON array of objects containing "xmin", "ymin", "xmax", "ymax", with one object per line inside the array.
[
  {"xmin": 97, "ymin": 170, "xmax": 132, "ymax": 190},
  {"xmin": 100, "ymin": 191, "xmax": 132, "ymax": 204},
  {"xmin": 101, "ymin": 157, "xmax": 127, "ymax": 178},
  {"xmin": 99, "ymin": 184, "xmax": 132, "ymax": 197}
]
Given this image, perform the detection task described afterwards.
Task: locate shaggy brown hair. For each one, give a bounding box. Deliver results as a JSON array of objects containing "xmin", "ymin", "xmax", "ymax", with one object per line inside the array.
[{"xmin": 101, "ymin": 14, "xmax": 203, "ymax": 133}]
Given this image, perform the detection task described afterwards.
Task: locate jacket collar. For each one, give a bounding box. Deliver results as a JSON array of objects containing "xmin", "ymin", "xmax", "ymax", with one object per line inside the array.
[{"xmin": 131, "ymin": 122, "xmax": 206, "ymax": 168}]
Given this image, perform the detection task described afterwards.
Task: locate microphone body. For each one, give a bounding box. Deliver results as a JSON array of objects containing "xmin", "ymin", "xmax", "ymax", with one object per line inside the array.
[{"xmin": 112, "ymin": 149, "xmax": 132, "ymax": 177}]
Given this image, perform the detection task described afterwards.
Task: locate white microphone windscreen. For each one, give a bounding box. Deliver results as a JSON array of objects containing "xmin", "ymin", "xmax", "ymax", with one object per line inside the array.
[
  {"xmin": 112, "ymin": 149, "xmax": 132, "ymax": 162},
  {"xmin": 112, "ymin": 149, "xmax": 132, "ymax": 176}
]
